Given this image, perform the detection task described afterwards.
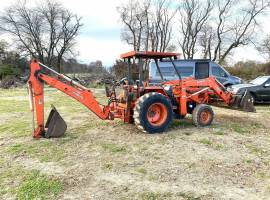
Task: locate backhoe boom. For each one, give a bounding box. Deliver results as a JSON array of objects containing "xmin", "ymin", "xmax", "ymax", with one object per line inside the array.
[{"xmin": 28, "ymin": 59, "xmax": 110, "ymax": 138}]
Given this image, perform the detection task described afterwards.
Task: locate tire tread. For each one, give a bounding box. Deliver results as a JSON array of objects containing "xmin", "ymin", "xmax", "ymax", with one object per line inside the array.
[{"xmin": 133, "ymin": 92, "xmax": 172, "ymax": 133}]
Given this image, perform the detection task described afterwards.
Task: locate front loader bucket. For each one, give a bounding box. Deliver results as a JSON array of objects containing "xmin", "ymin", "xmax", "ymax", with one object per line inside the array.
[
  {"xmin": 231, "ymin": 90, "xmax": 256, "ymax": 112},
  {"xmin": 44, "ymin": 105, "xmax": 67, "ymax": 138}
]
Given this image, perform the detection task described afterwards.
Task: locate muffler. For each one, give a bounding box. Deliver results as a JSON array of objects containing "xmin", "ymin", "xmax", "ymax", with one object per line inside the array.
[
  {"xmin": 230, "ymin": 90, "xmax": 256, "ymax": 112},
  {"xmin": 44, "ymin": 105, "xmax": 67, "ymax": 138}
]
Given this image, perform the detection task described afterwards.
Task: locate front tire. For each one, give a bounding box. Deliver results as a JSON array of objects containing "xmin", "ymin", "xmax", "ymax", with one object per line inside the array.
[
  {"xmin": 250, "ymin": 93, "xmax": 255, "ymax": 103},
  {"xmin": 134, "ymin": 92, "xmax": 173, "ymax": 133},
  {"xmin": 192, "ymin": 104, "xmax": 214, "ymax": 127}
]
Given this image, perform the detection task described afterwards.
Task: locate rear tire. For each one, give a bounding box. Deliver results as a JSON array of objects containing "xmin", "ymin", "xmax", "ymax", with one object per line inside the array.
[
  {"xmin": 134, "ymin": 92, "xmax": 173, "ymax": 133},
  {"xmin": 192, "ymin": 104, "xmax": 214, "ymax": 127}
]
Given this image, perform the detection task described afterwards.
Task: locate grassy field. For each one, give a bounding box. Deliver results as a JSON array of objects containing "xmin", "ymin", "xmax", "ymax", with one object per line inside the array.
[{"xmin": 0, "ymin": 87, "xmax": 269, "ymax": 200}]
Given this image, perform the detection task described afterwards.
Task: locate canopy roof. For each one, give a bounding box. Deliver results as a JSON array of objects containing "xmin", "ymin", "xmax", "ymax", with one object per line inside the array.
[{"xmin": 120, "ymin": 51, "xmax": 180, "ymax": 59}]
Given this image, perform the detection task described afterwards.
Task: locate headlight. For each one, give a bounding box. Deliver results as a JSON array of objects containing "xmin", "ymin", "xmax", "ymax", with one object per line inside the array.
[
  {"xmin": 164, "ymin": 85, "xmax": 171, "ymax": 91},
  {"xmin": 232, "ymin": 87, "xmax": 240, "ymax": 94}
]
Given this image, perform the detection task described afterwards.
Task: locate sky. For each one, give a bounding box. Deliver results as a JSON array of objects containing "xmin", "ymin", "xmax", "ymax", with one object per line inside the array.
[{"xmin": 0, "ymin": 0, "xmax": 269, "ymax": 66}]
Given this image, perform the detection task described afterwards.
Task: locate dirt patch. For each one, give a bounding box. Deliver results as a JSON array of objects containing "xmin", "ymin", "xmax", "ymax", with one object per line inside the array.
[{"xmin": 13, "ymin": 157, "xmax": 66, "ymax": 176}]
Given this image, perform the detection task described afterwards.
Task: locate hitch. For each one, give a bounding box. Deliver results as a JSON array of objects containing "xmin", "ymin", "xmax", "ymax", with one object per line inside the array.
[{"xmin": 44, "ymin": 105, "xmax": 67, "ymax": 138}]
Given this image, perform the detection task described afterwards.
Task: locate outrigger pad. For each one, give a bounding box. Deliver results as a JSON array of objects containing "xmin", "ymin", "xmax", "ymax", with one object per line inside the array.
[
  {"xmin": 44, "ymin": 105, "xmax": 67, "ymax": 138},
  {"xmin": 232, "ymin": 90, "xmax": 256, "ymax": 112}
]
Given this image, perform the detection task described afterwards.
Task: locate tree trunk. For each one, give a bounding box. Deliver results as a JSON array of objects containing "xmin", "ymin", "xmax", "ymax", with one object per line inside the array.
[{"xmin": 57, "ymin": 57, "xmax": 61, "ymax": 73}]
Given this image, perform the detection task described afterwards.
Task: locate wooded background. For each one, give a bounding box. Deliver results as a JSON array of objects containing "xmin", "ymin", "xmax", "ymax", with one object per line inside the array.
[{"xmin": 0, "ymin": 0, "xmax": 270, "ymax": 83}]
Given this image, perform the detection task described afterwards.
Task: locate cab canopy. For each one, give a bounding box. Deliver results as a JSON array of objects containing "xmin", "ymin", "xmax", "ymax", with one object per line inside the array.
[
  {"xmin": 120, "ymin": 51, "xmax": 180, "ymax": 59},
  {"xmin": 120, "ymin": 51, "xmax": 181, "ymax": 85}
]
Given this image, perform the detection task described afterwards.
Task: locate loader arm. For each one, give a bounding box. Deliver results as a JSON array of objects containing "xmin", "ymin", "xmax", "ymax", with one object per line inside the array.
[
  {"xmin": 183, "ymin": 77, "xmax": 233, "ymax": 105},
  {"xmin": 28, "ymin": 59, "xmax": 110, "ymax": 138},
  {"xmin": 165, "ymin": 76, "xmax": 255, "ymax": 115}
]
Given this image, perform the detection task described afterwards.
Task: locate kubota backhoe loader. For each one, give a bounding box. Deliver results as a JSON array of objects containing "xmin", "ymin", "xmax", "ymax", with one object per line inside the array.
[{"xmin": 27, "ymin": 51, "xmax": 255, "ymax": 138}]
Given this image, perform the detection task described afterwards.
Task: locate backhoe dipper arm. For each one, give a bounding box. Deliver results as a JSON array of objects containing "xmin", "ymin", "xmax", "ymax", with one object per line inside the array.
[{"xmin": 28, "ymin": 59, "xmax": 110, "ymax": 138}]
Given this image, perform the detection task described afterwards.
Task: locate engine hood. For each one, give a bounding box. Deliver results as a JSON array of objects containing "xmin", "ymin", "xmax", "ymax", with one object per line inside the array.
[{"xmin": 231, "ymin": 83, "xmax": 254, "ymax": 89}]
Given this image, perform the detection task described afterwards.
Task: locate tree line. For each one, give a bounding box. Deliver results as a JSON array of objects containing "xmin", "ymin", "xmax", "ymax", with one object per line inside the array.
[
  {"xmin": 225, "ymin": 61, "xmax": 270, "ymax": 80},
  {"xmin": 0, "ymin": 0, "xmax": 82, "ymax": 73},
  {"xmin": 0, "ymin": 0, "xmax": 270, "ymax": 82},
  {"xmin": 118, "ymin": 0, "xmax": 270, "ymax": 64},
  {"xmin": 0, "ymin": 0, "xmax": 109, "ymax": 80},
  {"xmin": 0, "ymin": 39, "xmax": 106, "ymax": 80}
]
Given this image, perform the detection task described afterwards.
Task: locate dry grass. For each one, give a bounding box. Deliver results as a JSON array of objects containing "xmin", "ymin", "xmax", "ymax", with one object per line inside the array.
[{"xmin": 0, "ymin": 87, "xmax": 269, "ymax": 199}]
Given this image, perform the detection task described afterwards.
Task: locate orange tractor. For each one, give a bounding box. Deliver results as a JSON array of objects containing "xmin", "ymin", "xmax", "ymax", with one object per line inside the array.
[{"xmin": 27, "ymin": 51, "xmax": 255, "ymax": 138}]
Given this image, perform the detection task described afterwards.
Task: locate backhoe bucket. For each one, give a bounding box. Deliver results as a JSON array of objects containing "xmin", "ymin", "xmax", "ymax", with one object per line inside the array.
[
  {"xmin": 44, "ymin": 106, "xmax": 67, "ymax": 138},
  {"xmin": 231, "ymin": 90, "xmax": 256, "ymax": 112}
]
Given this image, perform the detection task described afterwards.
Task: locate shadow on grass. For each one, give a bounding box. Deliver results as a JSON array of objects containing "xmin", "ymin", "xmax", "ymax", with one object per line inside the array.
[{"xmin": 170, "ymin": 119, "xmax": 194, "ymax": 129}]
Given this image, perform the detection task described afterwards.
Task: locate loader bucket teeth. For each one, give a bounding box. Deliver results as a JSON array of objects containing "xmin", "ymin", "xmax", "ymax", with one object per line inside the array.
[
  {"xmin": 231, "ymin": 90, "xmax": 256, "ymax": 112},
  {"xmin": 44, "ymin": 105, "xmax": 67, "ymax": 138}
]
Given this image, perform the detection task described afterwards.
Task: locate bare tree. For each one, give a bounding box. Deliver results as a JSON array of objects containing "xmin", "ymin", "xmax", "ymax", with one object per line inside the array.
[
  {"xmin": 198, "ymin": 0, "xmax": 270, "ymax": 64},
  {"xmin": 199, "ymin": 24, "xmax": 215, "ymax": 59},
  {"xmin": 149, "ymin": 0, "xmax": 177, "ymax": 52},
  {"xmin": 217, "ymin": 0, "xmax": 269, "ymax": 63},
  {"xmin": 210, "ymin": 0, "xmax": 234, "ymax": 62},
  {"xmin": 118, "ymin": 0, "xmax": 146, "ymax": 51},
  {"xmin": 0, "ymin": 0, "xmax": 82, "ymax": 72},
  {"xmin": 118, "ymin": 0, "xmax": 176, "ymax": 52},
  {"xmin": 178, "ymin": 0, "xmax": 213, "ymax": 59},
  {"xmin": 257, "ymin": 34, "xmax": 270, "ymax": 60}
]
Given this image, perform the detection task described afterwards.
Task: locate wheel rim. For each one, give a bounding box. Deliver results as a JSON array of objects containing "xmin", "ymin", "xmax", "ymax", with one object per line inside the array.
[
  {"xmin": 147, "ymin": 103, "xmax": 168, "ymax": 126},
  {"xmin": 250, "ymin": 95, "xmax": 254, "ymax": 103},
  {"xmin": 200, "ymin": 110, "xmax": 211, "ymax": 125}
]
